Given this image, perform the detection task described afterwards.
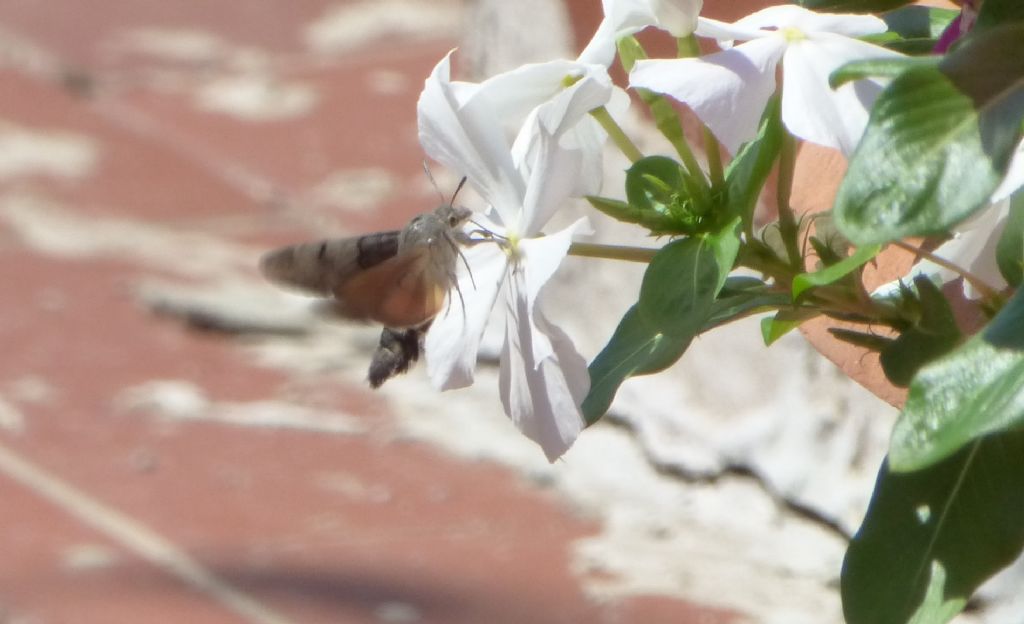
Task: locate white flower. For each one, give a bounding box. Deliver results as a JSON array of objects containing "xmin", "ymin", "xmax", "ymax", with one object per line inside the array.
[
  {"xmin": 629, "ymin": 5, "xmax": 901, "ymax": 155},
  {"xmin": 578, "ymin": 0, "xmax": 704, "ymax": 66},
  {"xmin": 417, "ymin": 52, "xmax": 613, "ymax": 461}
]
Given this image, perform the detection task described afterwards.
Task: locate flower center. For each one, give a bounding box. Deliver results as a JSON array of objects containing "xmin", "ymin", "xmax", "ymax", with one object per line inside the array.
[
  {"xmin": 503, "ymin": 233, "xmax": 523, "ymax": 263},
  {"xmin": 780, "ymin": 26, "xmax": 807, "ymax": 43}
]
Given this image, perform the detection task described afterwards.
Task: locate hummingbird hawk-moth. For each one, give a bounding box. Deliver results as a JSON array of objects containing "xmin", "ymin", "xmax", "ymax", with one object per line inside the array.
[{"xmin": 259, "ymin": 193, "xmax": 472, "ymax": 388}]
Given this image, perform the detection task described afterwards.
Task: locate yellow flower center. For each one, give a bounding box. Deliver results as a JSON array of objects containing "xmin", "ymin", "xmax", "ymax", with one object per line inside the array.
[{"xmin": 780, "ymin": 26, "xmax": 806, "ymax": 43}]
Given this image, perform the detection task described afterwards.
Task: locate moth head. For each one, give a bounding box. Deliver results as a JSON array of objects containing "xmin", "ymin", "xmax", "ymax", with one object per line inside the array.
[
  {"xmin": 434, "ymin": 203, "xmax": 472, "ymax": 230},
  {"xmin": 431, "ymin": 176, "xmax": 471, "ymax": 231}
]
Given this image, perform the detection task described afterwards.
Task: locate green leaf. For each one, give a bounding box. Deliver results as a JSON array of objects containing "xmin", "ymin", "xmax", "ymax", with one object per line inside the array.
[
  {"xmin": 760, "ymin": 308, "xmax": 818, "ymax": 345},
  {"xmin": 884, "ymin": 5, "xmax": 958, "ymax": 38},
  {"xmin": 830, "ymin": 327, "xmax": 896, "ymax": 352},
  {"xmin": 834, "ymin": 24, "xmax": 1024, "ymax": 246},
  {"xmin": 702, "ymin": 278, "xmax": 790, "ymax": 332},
  {"xmin": 878, "ymin": 276, "xmax": 962, "ymax": 387},
  {"xmin": 582, "ymin": 305, "xmax": 692, "ymax": 424},
  {"xmin": 808, "ymin": 237, "xmax": 841, "ymax": 266},
  {"xmin": 792, "ymin": 244, "xmax": 881, "ymax": 300},
  {"xmin": 637, "ymin": 238, "xmax": 718, "ymax": 336},
  {"xmin": 627, "ymin": 158, "xmax": 679, "ymax": 209},
  {"xmin": 583, "ymin": 220, "xmax": 741, "ymax": 422},
  {"xmin": 996, "ymin": 191, "xmax": 1024, "ymax": 288},
  {"xmin": 796, "ymin": 0, "xmax": 911, "ymax": 12},
  {"xmin": 831, "ymin": 57, "xmax": 938, "ymax": 88},
  {"xmin": 976, "ymin": 0, "xmax": 1024, "ymax": 32},
  {"xmin": 626, "ymin": 156, "xmax": 684, "ymax": 214},
  {"xmin": 724, "ymin": 95, "xmax": 783, "ymax": 228},
  {"xmin": 889, "ymin": 287, "xmax": 1024, "ymax": 472},
  {"xmin": 882, "ymin": 5, "xmax": 958, "ymax": 45},
  {"xmin": 808, "ymin": 214, "xmax": 852, "ymax": 263},
  {"xmin": 585, "ymin": 195, "xmax": 680, "ymax": 234},
  {"xmin": 637, "ymin": 219, "xmax": 740, "ymax": 336},
  {"xmin": 842, "ymin": 432, "xmax": 1024, "ymax": 624},
  {"xmin": 706, "ymin": 218, "xmax": 742, "ymax": 292}
]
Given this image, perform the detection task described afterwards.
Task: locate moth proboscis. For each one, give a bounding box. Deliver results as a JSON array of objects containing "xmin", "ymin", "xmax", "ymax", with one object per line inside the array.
[{"xmin": 259, "ymin": 192, "xmax": 473, "ymax": 388}]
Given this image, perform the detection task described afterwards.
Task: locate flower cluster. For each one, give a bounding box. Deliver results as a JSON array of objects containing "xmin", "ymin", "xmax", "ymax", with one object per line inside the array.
[
  {"xmin": 397, "ymin": 2, "xmax": 1024, "ymax": 621},
  {"xmin": 415, "ymin": 1, "xmax": 941, "ymax": 461}
]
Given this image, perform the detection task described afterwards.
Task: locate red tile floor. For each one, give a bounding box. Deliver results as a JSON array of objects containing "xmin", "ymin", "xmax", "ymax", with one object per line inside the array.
[{"xmin": 0, "ymin": 2, "xmax": 739, "ymax": 623}]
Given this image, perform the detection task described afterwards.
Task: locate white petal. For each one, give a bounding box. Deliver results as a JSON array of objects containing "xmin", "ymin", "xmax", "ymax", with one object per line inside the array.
[
  {"xmin": 734, "ymin": 5, "xmax": 887, "ymax": 37},
  {"xmin": 510, "ymin": 75, "xmax": 621, "ymax": 204},
  {"xmin": 993, "ymin": 139, "xmax": 1024, "ymax": 203},
  {"xmin": 603, "ymin": 0, "xmax": 658, "ymax": 33},
  {"xmin": 517, "ymin": 218, "xmax": 591, "ymax": 311},
  {"xmin": 577, "ymin": 18, "xmax": 622, "ymax": 67},
  {"xmin": 498, "ymin": 289, "xmax": 587, "ymax": 462},
  {"xmin": 417, "ymin": 53, "xmax": 525, "ymax": 224},
  {"xmin": 568, "ymin": 84, "xmax": 630, "ymax": 197},
  {"xmin": 515, "ymin": 127, "xmax": 584, "ymax": 234},
  {"xmin": 781, "ymin": 34, "xmax": 898, "ymax": 154},
  {"xmin": 578, "ymin": 0, "xmax": 701, "ymax": 64},
  {"xmin": 695, "ymin": 15, "xmax": 765, "ymax": 42},
  {"xmin": 630, "ymin": 37, "xmax": 784, "ymax": 154},
  {"xmin": 533, "ymin": 68, "xmax": 614, "ymax": 139},
  {"xmin": 564, "ymin": 115, "xmax": 609, "ymax": 197},
  {"xmin": 468, "ymin": 60, "xmax": 597, "ymax": 138},
  {"xmin": 516, "ymin": 217, "xmax": 592, "ymax": 363},
  {"xmin": 424, "ymin": 242, "xmax": 508, "ymax": 390},
  {"xmin": 648, "ymin": 0, "xmax": 702, "ymax": 37}
]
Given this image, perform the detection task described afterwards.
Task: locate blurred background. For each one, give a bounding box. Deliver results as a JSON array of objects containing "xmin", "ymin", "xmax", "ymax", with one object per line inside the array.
[{"xmin": 0, "ymin": 1, "xmax": 955, "ymax": 623}]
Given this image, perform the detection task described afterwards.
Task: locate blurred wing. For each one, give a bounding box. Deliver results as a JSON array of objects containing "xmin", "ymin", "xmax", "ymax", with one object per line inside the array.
[
  {"xmin": 259, "ymin": 231, "xmax": 400, "ymax": 295},
  {"xmin": 335, "ymin": 246, "xmax": 449, "ymax": 328}
]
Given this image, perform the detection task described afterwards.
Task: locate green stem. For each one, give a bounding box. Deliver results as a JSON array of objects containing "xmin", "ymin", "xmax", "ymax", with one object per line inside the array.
[
  {"xmin": 676, "ymin": 34, "xmax": 700, "ymax": 58},
  {"xmin": 568, "ymin": 242, "xmax": 658, "ymax": 263},
  {"xmin": 703, "ymin": 127, "xmax": 724, "ymax": 188},
  {"xmin": 775, "ymin": 132, "xmax": 801, "ymax": 268},
  {"xmin": 738, "ymin": 241, "xmax": 902, "ymax": 326},
  {"xmin": 639, "ymin": 91, "xmax": 706, "ymax": 182},
  {"xmin": 590, "ymin": 106, "xmax": 643, "ymax": 163},
  {"xmin": 618, "ymin": 36, "xmax": 705, "ymax": 183}
]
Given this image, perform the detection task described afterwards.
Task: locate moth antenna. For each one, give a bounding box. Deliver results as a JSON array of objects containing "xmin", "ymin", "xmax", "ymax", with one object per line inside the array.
[
  {"xmin": 422, "ymin": 160, "xmax": 445, "ymax": 204},
  {"xmin": 450, "ymin": 176, "xmax": 468, "ymax": 205}
]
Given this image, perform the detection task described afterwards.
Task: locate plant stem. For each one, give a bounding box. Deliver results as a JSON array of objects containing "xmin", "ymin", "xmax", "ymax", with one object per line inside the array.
[
  {"xmin": 703, "ymin": 127, "xmax": 724, "ymax": 188},
  {"xmin": 738, "ymin": 241, "xmax": 902, "ymax": 326},
  {"xmin": 590, "ymin": 106, "xmax": 644, "ymax": 163},
  {"xmin": 775, "ymin": 132, "xmax": 801, "ymax": 268},
  {"xmin": 638, "ymin": 91, "xmax": 706, "ymax": 182},
  {"xmin": 568, "ymin": 242, "xmax": 658, "ymax": 263},
  {"xmin": 619, "ymin": 36, "xmax": 705, "ymax": 183},
  {"xmin": 891, "ymin": 240, "xmax": 1003, "ymax": 301},
  {"xmin": 676, "ymin": 35, "xmax": 700, "ymax": 58}
]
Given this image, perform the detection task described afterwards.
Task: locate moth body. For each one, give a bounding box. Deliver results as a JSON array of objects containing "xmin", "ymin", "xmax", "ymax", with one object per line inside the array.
[{"xmin": 259, "ymin": 201, "xmax": 473, "ymax": 386}]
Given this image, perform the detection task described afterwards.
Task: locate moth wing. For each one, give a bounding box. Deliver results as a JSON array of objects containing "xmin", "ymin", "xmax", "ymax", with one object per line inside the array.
[
  {"xmin": 259, "ymin": 231, "xmax": 400, "ymax": 296},
  {"xmin": 335, "ymin": 246, "xmax": 448, "ymax": 328}
]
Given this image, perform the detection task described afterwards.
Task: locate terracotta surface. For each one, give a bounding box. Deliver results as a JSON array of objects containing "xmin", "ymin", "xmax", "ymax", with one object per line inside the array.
[
  {"xmin": 790, "ymin": 144, "xmax": 916, "ymax": 408},
  {"xmin": 0, "ymin": 2, "xmax": 741, "ymax": 624}
]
